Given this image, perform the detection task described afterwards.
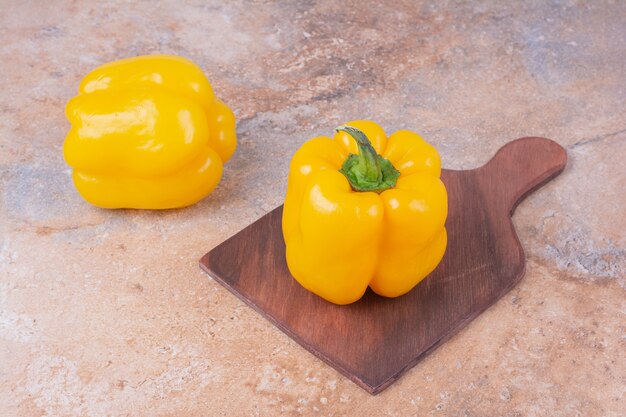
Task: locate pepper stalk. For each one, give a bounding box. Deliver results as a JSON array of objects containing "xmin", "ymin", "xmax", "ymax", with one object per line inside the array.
[{"xmin": 337, "ymin": 126, "xmax": 400, "ymax": 193}]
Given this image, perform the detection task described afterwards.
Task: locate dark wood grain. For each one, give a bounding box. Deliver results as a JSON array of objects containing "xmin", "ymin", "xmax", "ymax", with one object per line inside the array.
[{"xmin": 199, "ymin": 137, "xmax": 567, "ymax": 394}]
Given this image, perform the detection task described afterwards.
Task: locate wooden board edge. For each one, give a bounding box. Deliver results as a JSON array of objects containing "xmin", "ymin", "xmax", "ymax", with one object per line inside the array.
[{"xmin": 199, "ymin": 251, "xmax": 527, "ymax": 395}]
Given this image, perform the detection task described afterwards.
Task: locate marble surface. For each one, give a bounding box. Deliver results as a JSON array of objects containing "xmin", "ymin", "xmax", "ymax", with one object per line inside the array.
[{"xmin": 1, "ymin": 1, "xmax": 624, "ymax": 416}]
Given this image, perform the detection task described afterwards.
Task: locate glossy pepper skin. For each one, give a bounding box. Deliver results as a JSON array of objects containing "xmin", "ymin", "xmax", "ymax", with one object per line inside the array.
[
  {"xmin": 282, "ymin": 120, "xmax": 447, "ymax": 305},
  {"xmin": 64, "ymin": 55, "xmax": 236, "ymax": 209}
]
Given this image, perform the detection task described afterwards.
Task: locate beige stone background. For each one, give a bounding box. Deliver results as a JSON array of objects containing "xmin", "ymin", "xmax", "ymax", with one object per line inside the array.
[{"xmin": 1, "ymin": 1, "xmax": 625, "ymax": 416}]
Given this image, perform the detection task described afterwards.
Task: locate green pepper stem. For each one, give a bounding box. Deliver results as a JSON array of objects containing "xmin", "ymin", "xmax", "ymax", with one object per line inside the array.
[
  {"xmin": 337, "ymin": 126, "xmax": 381, "ymax": 182},
  {"xmin": 336, "ymin": 126, "xmax": 400, "ymax": 193}
]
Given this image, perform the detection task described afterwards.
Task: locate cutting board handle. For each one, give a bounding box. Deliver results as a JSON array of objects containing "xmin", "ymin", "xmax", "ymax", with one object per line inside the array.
[{"xmin": 477, "ymin": 137, "xmax": 567, "ymax": 214}]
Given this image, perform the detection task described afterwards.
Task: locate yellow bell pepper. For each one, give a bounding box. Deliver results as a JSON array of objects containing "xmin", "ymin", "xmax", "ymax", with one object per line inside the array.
[
  {"xmin": 282, "ymin": 121, "xmax": 447, "ymax": 305},
  {"xmin": 63, "ymin": 54, "xmax": 236, "ymax": 209}
]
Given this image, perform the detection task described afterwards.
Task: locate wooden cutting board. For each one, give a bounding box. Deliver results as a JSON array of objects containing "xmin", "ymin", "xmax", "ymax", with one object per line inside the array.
[{"xmin": 200, "ymin": 137, "xmax": 567, "ymax": 394}]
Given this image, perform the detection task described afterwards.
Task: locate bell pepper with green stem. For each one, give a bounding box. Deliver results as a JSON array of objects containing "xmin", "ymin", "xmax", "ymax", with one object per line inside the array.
[
  {"xmin": 282, "ymin": 120, "xmax": 447, "ymax": 305},
  {"xmin": 63, "ymin": 55, "xmax": 236, "ymax": 209}
]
